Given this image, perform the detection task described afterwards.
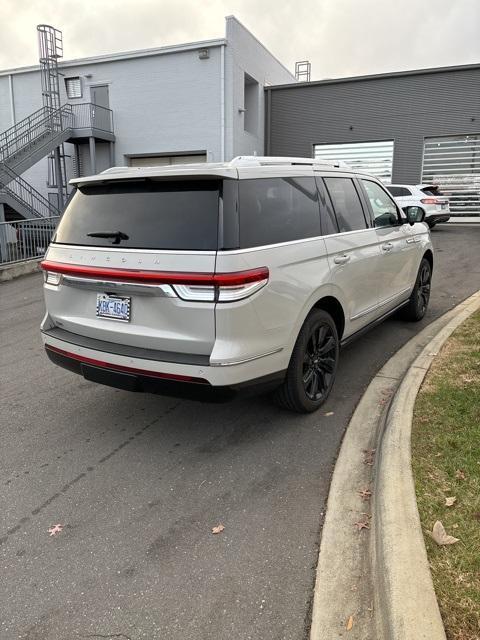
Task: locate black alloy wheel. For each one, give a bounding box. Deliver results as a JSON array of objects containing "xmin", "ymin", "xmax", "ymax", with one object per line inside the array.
[{"xmin": 274, "ymin": 309, "xmax": 339, "ymax": 413}]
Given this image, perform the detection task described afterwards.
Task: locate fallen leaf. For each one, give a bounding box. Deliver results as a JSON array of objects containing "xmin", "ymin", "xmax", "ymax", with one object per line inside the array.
[
  {"xmin": 455, "ymin": 469, "xmax": 466, "ymax": 480},
  {"xmin": 363, "ymin": 449, "xmax": 376, "ymax": 465},
  {"xmin": 445, "ymin": 496, "xmax": 457, "ymax": 507},
  {"xmin": 346, "ymin": 615, "xmax": 354, "ymax": 631},
  {"xmin": 429, "ymin": 521, "xmax": 459, "ymax": 546},
  {"xmin": 358, "ymin": 488, "xmax": 372, "ymax": 501},
  {"xmin": 48, "ymin": 524, "xmax": 63, "ymax": 537},
  {"xmin": 354, "ymin": 520, "xmax": 370, "ymax": 531},
  {"xmin": 452, "ymin": 523, "xmax": 459, "ymax": 529},
  {"xmin": 211, "ymin": 524, "xmax": 225, "ymax": 534}
]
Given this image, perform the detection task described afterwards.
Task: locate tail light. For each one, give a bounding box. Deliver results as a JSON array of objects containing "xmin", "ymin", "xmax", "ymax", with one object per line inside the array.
[
  {"xmin": 40, "ymin": 261, "xmax": 269, "ymax": 302},
  {"xmin": 420, "ymin": 198, "xmax": 442, "ymax": 205}
]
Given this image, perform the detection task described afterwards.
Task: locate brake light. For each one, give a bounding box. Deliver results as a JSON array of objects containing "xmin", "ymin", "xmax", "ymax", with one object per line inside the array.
[
  {"xmin": 420, "ymin": 198, "xmax": 442, "ymax": 205},
  {"xmin": 40, "ymin": 261, "xmax": 269, "ymax": 302}
]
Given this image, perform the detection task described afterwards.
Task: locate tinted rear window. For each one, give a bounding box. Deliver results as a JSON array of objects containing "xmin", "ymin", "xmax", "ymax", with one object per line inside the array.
[
  {"xmin": 324, "ymin": 177, "xmax": 367, "ymax": 232},
  {"xmin": 386, "ymin": 186, "xmax": 411, "ymax": 197},
  {"xmin": 53, "ymin": 180, "xmax": 220, "ymax": 250},
  {"xmin": 238, "ymin": 177, "xmax": 320, "ymax": 248}
]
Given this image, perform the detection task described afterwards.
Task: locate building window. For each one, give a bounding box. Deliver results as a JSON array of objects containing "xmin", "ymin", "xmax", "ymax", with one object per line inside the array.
[
  {"xmin": 422, "ymin": 135, "xmax": 480, "ymax": 216},
  {"xmin": 65, "ymin": 77, "xmax": 82, "ymax": 99},
  {"xmin": 314, "ymin": 140, "xmax": 394, "ymax": 183},
  {"xmin": 244, "ymin": 73, "xmax": 259, "ymax": 135}
]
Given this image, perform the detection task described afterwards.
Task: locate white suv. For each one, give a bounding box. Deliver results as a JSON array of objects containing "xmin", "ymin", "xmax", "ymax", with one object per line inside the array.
[
  {"xmin": 40, "ymin": 157, "xmax": 433, "ymax": 413},
  {"xmin": 385, "ymin": 184, "xmax": 450, "ymax": 228}
]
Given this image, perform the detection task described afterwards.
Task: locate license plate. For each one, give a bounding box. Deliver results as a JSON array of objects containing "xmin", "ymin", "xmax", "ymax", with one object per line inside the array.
[{"xmin": 96, "ymin": 293, "xmax": 131, "ymax": 322}]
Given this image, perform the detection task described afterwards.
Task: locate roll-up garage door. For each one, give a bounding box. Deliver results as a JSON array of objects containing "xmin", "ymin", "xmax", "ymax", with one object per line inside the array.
[
  {"xmin": 314, "ymin": 140, "xmax": 394, "ymax": 182},
  {"xmin": 422, "ymin": 135, "xmax": 480, "ymax": 216},
  {"xmin": 128, "ymin": 154, "xmax": 207, "ymax": 167}
]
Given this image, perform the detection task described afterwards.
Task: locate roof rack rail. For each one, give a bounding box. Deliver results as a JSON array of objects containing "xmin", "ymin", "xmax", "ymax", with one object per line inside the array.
[{"xmin": 229, "ymin": 156, "xmax": 350, "ymax": 169}]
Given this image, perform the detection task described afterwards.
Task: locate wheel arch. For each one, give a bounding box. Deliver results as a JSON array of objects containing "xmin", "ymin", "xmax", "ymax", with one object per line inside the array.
[
  {"xmin": 312, "ymin": 295, "xmax": 345, "ymax": 340},
  {"xmin": 423, "ymin": 249, "xmax": 434, "ymax": 270}
]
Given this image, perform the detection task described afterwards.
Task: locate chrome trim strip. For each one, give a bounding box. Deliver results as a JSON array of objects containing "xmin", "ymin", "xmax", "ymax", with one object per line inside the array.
[
  {"xmin": 51, "ymin": 244, "xmax": 216, "ymax": 256},
  {"xmin": 217, "ymin": 228, "xmax": 377, "ymax": 255},
  {"xmin": 62, "ymin": 275, "xmax": 177, "ymax": 297},
  {"xmin": 210, "ymin": 347, "xmax": 283, "ymax": 367},
  {"xmin": 350, "ymin": 287, "xmax": 411, "ymax": 321}
]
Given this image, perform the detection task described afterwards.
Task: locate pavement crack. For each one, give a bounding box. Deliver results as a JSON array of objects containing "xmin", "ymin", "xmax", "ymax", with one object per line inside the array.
[{"xmin": 80, "ymin": 634, "xmax": 133, "ymax": 640}]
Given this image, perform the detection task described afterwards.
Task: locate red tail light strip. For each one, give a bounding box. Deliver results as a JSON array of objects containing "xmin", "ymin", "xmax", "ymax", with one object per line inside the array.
[
  {"xmin": 45, "ymin": 344, "xmax": 209, "ymax": 384},
  {"xmin": 41, "ymin": 260, "xmax": 269, "ymax": 287},
  {"xmin": 420, "ymin": 198, "xmax": 442, "ymax": 205}
]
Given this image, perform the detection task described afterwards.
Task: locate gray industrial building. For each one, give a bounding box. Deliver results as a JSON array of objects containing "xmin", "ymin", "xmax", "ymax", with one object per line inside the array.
[{"xmin": 266, "ymin": 63, "xmax": 480, "ymax": 216}]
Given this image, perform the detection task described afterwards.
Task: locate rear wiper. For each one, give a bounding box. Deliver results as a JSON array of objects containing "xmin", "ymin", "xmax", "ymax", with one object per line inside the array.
[{"xmin": 87, "ymin": 231, "xmax": 129, "ymax": 244}]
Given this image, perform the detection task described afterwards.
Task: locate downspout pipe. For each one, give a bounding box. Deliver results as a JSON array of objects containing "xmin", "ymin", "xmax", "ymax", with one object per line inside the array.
[
  {"xmin": 8, "ymin": 74, "xmax": 16, "ymax": 126},
  {"xmin": 220, "ymin": 44, "xmax": 225, "ymax": 162}
]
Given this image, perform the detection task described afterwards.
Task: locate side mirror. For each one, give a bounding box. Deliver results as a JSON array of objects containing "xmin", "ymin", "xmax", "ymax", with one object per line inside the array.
[{"xmin": 403, "ymin": 206, "xmax": 425, "ymax": 225}]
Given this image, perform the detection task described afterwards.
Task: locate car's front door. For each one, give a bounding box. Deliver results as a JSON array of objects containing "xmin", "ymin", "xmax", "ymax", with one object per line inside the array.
[{"xmin": 359, "ymin": 178, "xmax": 420, "ymax": 313}]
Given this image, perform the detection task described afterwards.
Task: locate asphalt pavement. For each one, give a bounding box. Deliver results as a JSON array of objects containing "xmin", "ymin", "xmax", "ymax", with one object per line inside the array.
[{"xmin": 1, "ymin": 224, "xmax": 479, "ymax": 640}]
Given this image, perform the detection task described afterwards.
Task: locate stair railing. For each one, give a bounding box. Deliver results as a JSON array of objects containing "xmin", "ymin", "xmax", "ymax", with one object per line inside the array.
[
  {"xmin": 0, "ymin": 104, "xmax": 73, "ymax": 164},
  {"xmin": 0, "ymin": 165, "xmax": 62, "ymax": 218}
]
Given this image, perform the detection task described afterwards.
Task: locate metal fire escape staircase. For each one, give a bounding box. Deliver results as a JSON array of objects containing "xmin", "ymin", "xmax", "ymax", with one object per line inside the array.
[{"xmin": 0, "ymin": 25, "xmax": 114, "ymax": 220}]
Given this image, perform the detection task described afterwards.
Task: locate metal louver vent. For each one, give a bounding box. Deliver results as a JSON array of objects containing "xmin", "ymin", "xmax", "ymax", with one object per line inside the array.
[
  {"xmin": 65, "ymin": 76, "xmax": 82, "ymax": 99},
  {"xmin": 314, "ymin": 140, "xmax": 394, "ymax": 182},
  {"xmin": 422, "ymin": 135, "xmax": 480, "ymax": 216}
]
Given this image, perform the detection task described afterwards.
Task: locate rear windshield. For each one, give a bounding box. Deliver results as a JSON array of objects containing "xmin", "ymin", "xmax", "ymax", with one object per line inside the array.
[
  {"xmin": 53, "ymin": 180, "xmax": 220, "ymax": 250},
  {"xmin": 421, "ymin": 186, "xmax": 443, "ymax": 196}
]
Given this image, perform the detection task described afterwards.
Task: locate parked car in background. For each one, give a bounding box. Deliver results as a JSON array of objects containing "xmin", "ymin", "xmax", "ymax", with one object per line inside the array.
[
  {"xmin": 40, "ymin": 157, "xmax": 433, "ymax": 413},
  {"xmin": 385, "ymin": 184, "xmax": 450, "ymax": 228}
]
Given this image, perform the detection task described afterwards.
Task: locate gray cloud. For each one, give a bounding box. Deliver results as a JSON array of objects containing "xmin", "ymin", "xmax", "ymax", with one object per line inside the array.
[{"xmin": 2, "ymin": 0, "xmax": 480, "ymax": 79}]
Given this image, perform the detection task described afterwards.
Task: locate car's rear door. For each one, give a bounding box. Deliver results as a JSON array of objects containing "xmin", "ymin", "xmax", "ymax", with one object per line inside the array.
[
  {"xmin": 320, "ymin": 174, "xmax": 382, "ymax": 338},
  {"xmin": 42, "ymin": 178, "xmax": 220, "ymax": 358}
]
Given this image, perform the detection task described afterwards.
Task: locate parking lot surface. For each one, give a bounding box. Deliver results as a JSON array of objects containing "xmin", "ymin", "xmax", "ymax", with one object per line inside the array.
[{"xmin": 1, "ymin": 224, "xmax": 479, "ymax": 640}]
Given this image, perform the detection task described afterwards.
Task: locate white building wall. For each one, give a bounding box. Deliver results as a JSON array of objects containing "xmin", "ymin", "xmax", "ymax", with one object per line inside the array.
[{"xmin": 224, "ymin": 16, "xmax": 296, "ymax": 159}]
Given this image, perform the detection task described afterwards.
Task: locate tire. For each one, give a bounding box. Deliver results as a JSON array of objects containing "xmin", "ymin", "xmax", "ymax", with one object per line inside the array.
[
  {"xmin": 274, "ymin": 309, "xmax": 339, "ymax": 413},
  {"xmin": 401, "ymin": 258, "xmax": 432, "ymax": 322}
]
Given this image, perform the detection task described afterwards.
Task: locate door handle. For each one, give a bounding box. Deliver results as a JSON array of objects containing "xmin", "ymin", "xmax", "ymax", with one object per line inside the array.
[
  {"xmin": 381, "ymin": 242, "xmax": 394, "ymax": 252},
  {"xmin": 406, "ymin": 237, "xmax": 416, "ymax": 244},
  {"xmin": 333, "ymin": 254, "xmax": 351, "ymax": 265}
]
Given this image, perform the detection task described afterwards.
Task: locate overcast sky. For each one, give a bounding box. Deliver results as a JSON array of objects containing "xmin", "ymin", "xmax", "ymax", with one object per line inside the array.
[{"xmin": 3, "ymin": 0, "xmax": 480, "ymax": 79}]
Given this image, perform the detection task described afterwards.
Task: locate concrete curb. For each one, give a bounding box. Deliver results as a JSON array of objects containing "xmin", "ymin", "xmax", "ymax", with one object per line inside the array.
[
  {"xmin": 374, "ymin": 290, "xmax": 480, "ymax": 639},
  {"xmin": 310, "ymin": 290, "xmax": 480, "ymax": 640},
  {"xmin": 0, "ymin": 258, "xmax": 42, "ymax": 282}
]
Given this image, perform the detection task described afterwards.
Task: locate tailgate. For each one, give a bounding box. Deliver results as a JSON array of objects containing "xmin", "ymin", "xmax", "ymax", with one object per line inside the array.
[
  {"xmin": 43, "ymin": 245, "xmax": 216, "ymax": 356},
  {"xmin": 42, "ymin": 178, "xmax": 221, "ymax": 358}
]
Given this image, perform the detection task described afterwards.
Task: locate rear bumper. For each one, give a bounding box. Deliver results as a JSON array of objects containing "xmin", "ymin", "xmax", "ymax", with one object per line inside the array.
[
  {"xmin": 42, "ymin": 334, "xmax": 285, "ymax": 401},
  {"xmin": 425, "ymin": 212, "xmax": 450, "ymax": 225}
]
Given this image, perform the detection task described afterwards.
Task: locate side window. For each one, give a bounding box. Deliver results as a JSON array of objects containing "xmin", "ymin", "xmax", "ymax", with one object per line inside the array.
[
  {"xmin": 386, "ymin": 186, "xmax": 411, "ymax": 197},
  {"xmin": 239, "ymin": 177, "xmax": 320, "ymax": 248},
  {"xmin": 323, "ymin": 178, "xmax": 367, "ymax": 232},
  {"xmin": 361, "ymin": 180, "xmax": 400, "ymax": 228},
  {"xmin": 315, "ymin": 177, "xmax": 338, "ymax": 235}
]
